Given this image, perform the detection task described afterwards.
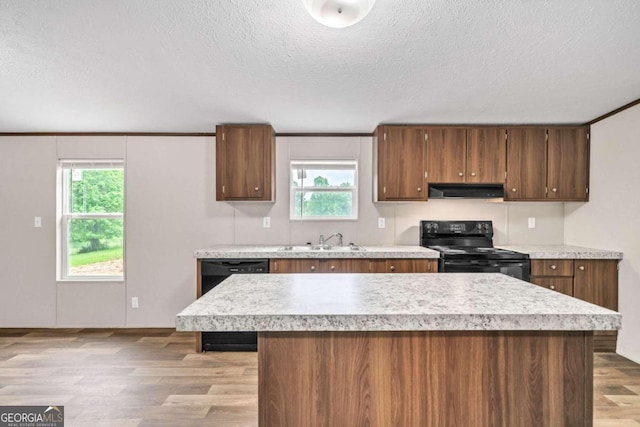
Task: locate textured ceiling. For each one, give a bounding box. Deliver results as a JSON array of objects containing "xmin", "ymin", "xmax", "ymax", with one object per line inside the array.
[{"xmin": 1, "ymin": 0, "xmax": 640, "ymax": 133}]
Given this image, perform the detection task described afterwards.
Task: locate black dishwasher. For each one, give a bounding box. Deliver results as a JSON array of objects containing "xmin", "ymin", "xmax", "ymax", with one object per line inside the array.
[{"xmin": 200, "ymin": 259, "xmax": 269, "ymax": 352}]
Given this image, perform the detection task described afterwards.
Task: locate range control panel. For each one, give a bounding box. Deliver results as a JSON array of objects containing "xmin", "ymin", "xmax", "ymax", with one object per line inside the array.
[{"xmin": 420, "ymin": 220, "xmax": 493, "ymax": 237}]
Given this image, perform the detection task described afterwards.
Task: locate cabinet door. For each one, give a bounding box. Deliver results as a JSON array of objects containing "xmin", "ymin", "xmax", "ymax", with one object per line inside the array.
[
  {"xmin": 216, "ymin": 125, "xmax": 274, "ymax": 201},
  {"xmin": 530, "ymin": 277, "xmax": 574, "ymax": 297},
  {"xmin": 376, "ymin": 126, "xmax": 427, "ymax": 201},
  {"xmin": 321, "ymin": 259, "xmax": 371, "ymax": 273},
  {"xmin": 425, "ymin": 128, "xmax": 466, "ymax": 183},
  {"xmin": 505, "ymin": 128, "xmax": 547, "ymax": 200},
  {"xmin": 270, "ymin": 259, "xmax": 320, "ymax": 273},
  {"xmin": 573, "ymin": 260, "xmax": 618, "ymax": 311},
  {"xmin": 547, "ymin": 127, "xmax": 589, "ymax": 201},
  {"xmin": 371, "ymin": 259, "xmax": 436, "ymax": 273},
  {"xmin": 466, "ymin": 128, "xmax": 506, "ymax": 183}
]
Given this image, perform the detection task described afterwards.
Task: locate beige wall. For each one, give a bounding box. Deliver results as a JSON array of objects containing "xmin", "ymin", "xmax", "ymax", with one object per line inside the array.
[
  {"xmin": 565, "ymin": 103, "xmax": 640, "ymax": 363},
  {"xmin": 0, "ymin": 134, "xmax": 565, "ymax": 328}
]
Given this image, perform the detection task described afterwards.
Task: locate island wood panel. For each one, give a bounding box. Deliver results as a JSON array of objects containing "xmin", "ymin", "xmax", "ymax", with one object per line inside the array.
[
  {"xmin": 530, "ymin": 277, "xmax": 574, "ymax": 296},
  {"xmin": 370, "ymin": 258, "xmax": 437, "ymax": 273},
  {"xmin": 547, "ymin": 127, "xmax": 589, "ymax": 201},
  {"xmin": 258, "ymin": 331, "xmax": 592, "ymax": 427},
  {"xmin": 425, "ymin": 127, "xmax": 467, "ymax": 183},
  {"xmin": 376, "ymin": 126, "xmax": 427, "ymax": 201},
  {"xmin": 505, "ymin": 128, "xmax": 547, "ymax": 200},
  {"xmin": 466, "ymin": 127, "xmax": 506, "ymax": 183}
]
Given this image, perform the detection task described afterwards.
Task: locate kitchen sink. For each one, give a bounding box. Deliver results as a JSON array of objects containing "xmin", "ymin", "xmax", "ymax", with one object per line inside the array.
[{"xmin": 278, "ymin": 245, "xmax": 366, "ymax": 252}]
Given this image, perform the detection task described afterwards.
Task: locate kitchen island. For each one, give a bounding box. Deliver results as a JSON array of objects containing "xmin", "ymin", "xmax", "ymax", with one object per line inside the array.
[{"xmin": 177, "ymin": 273, "xmax": 620, "ymax": 426}]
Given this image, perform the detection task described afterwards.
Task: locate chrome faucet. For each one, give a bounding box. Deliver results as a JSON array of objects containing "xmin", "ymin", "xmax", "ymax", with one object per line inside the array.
[{"xmin": 320, "ymin": 232, "xmax": 343, "ymax": 247}]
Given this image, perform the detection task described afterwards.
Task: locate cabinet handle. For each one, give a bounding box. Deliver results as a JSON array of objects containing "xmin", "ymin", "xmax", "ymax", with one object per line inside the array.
[
  {"xmin": 458, "ymin": 172, "xmax": 463, "ymax": 177},
  {"xmin": 417, "ymin": 187, "xmax": 422, "ymax": 192},
  {"xmin": 550, "ymin": 265, "xmax": 557, "ymax": 270},
  {"xmin": 390, "ymin": 265, "xmax": 396, "ymax": 271},
  {"xmin": 254, "ymin": 187, "xmax": 260, "ymax": 191},
  {"xmin": 511, "ymin": 188, "xmax": 517, "ymax": 193},
  {"xmin": 273, "ymin": 261, "xmax": 277, "ymax": 272},
  {"xmin": 470, "ymin": 172, "xmax": 476, "ymax": 177},
  {"xmin": 330, "ymin": 265, "xmax": 335, "ymax": 271},
  {"xmin": 578, "ymin": 265, "xmax": 585, "ymax": 271},
  {"xmin": 552, "ymin": 188, "xmax": 557, "ymax": 192},
  {"xmin": 310, "ymin": 265, "xmax": 316, "ymax": 271},
  {"xmin": 550, "ymin": 285, "xmax": 556, "ymax": 290},
  {"xmin": 383, "ymin": 186, "xmax": 387, "ymax": 194}
]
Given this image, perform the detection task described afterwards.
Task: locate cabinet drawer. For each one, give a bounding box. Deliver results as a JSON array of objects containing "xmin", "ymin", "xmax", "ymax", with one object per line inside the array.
[
  {"xmin": 321, "ymin": 259, "xmax": 371, "ymax": 273},
  {"xmin": 530, "ymin": 259, "xmax": 574, "ymax": 277},
  {"xmin": 530, "ymin": 277, "xmax": 574, "ymax": 297},
  {"xmin": 270, "ymin": 259, "xmax": 320, "ymax": 273},
  {"xmin": 371, "ymin": 259, "xmax": 437, "ymax": 273}
]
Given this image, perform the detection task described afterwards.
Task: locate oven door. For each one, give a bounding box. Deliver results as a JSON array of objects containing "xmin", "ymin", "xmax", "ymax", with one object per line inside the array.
[{"xmin": 440, "ymin": 259, "xmax": 530, "ymax": 282}]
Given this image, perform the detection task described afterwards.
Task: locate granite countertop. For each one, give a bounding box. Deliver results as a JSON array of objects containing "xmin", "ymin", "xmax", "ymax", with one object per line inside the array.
[
  {"xmin": 497, "ymin": 245, "xmax": 623, "ymax": 260},
  {"xmin": 194, "ymin": 245, "xmax": 440, "ymax": 259},
  {"xmin": 176, "ymin": 273, "xmax": 620, "ymax": 332}
]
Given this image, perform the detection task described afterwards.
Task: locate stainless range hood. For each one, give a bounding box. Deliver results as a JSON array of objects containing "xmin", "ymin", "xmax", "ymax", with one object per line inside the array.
[{"xmin": 428, "ymin": 183, "xmax": 504, "ymax": 199}]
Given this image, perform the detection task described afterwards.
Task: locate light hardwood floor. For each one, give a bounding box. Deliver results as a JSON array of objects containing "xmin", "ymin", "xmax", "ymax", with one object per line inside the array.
[{"xmin": 0, "ymin": 329, "xmax": 638, "ymax": 426}]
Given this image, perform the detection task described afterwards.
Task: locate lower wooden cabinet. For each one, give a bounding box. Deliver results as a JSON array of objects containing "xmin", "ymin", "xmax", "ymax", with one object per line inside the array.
[
  {"xmin": 370, "ymin": 259, "xmax": 437, "ymax": 273},
  {"xmin": 270, "ymin": 259, "xmax": 437, "ymax": 274},
  {"xmin": 531, "ymin": 258, "xmax": 619, "ymax": 352}
]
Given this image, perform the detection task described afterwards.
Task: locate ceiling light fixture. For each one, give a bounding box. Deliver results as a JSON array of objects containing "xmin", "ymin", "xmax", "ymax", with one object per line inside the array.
[{"xmin": 303, "ymin": 0, "xmax": 376, "ymax": 28}]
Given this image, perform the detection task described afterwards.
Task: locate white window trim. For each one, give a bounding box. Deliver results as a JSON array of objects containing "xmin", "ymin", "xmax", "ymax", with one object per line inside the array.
[
  {"xmin": 290, "ymin": 160, "xmax": 358, "ymax": 221},
  {"xmin": 58, "ymin": 160, "xmax": 125, "ymax": 282}
]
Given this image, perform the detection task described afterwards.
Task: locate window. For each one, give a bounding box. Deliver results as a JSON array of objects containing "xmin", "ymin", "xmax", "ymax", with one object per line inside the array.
[
  {"xmin": 59, "ymin": 160, "xmax": 124, "ymax": 280},
  {"xmin": 290, "ymin": 160, "xmax": 358, "ymax": 220}
]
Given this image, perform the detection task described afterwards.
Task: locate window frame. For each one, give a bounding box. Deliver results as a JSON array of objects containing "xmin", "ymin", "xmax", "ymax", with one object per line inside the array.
[
  {"xmin": 289, "ymin": 160, "xmax": 358, "ymax": 221},
  {"xmin": 58, "ymin": 160, "xmax": 125, "ymax": 281}
]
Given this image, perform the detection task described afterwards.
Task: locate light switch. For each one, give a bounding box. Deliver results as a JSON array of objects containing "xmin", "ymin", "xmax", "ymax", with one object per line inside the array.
[
  {"xmin": 34, "ymin": 217, "xmax": 42, "ymax": 228},
  {"xmin": 378, "ymin": 218, "xmax": 386, "ymax": 229},
  {"xmin": 528, "ymin": 217, "xmax": 536, "ymax": 229},
  {"xmin": 263, "ymin": 217, "xmax": 271, "ymax": 228}
]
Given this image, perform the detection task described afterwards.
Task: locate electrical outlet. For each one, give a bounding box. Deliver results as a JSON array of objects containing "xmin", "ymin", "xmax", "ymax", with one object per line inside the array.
[
  {"xmin": 378, "ymin": 217, "xmax": 386, "ymax": 228},
  {"xmin": 131, "ymin": 297, "xmax": 139, "ymax": 308},
  {"xmin": 263, "ymin": 217, "xmax": 271, "ymax": 228},
  {"xmin": 34, "ymin": 216, "xmax": 42, "ymax": 228},
  {"xmin": 528, "ymin": 217, "xmax": 536, "ymax": 229}
]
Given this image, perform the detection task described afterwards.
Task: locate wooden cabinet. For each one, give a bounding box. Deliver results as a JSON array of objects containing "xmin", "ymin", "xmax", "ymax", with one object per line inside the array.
[
  {"xmin": 466, "ymin": 128, "xmax": 507, "ymax": 183},
  {"xmin": 530, "ymin": 258, "xmax": 618, "ymax": 352},
  {"xmin": 271, "ymin": 259, "xmax": 437, "ymax": 274},
  {"xmin": 426, "ymin": 127, "xmax": 506, "ymax": 184},
  {"xmin": 216, "ymin": 124, "xmax": 275, "ymax": 201},
  {"xmin": 374, "ymin": 126, "xmax": 427, "ymax": 201},
  {"xmin": 547, "ymin": 127, "xmax": 589, "ymax": 201},
  {"xmin": 425, "ymin": 128, "xmax": 467, "ymax": 183},
  {"xmin": 505, "ymin": 128, "xmax": 547, "ymax": 200},
  {"xmin": 370, "ymin": 259, "xmax": 437, "ymax": 273},
  {"xmin": 506, "ymin": 127, "xmax": 589, "ymax": 201}
]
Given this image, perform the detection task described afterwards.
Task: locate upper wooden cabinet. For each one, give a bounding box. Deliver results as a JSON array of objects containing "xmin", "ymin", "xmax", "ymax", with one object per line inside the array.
[
  {"xmin": 216, "ymin": 124, "xmax": 275, "ymax": 201},
  {"xmin": 426, "ymin": 127, "xmax": 506, "ymax": 184},
  {"xmin": 425, "ymin": 128, "xmax": 467, "ymax": 183},
  {"xmin": 505, "ymin": 127, "xmax": 589, "ymax": 201},
  {"xmin": 547, "ymin": 127, "xmax": 589, "ymax": 200},
  {"xmin": 374, "ymin": 126, "xmax": 427, "ymax": 201}
]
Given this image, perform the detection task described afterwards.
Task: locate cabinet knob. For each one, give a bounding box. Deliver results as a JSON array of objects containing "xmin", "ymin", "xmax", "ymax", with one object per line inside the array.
[
  {"xmin": 417, "ymin": 187, "xmax": 422, "ymax": 192},
  {"xmin": 550, "ymin": 285, "xmax": 556, "ymax": 290},
  {"xmin": 552, "ymin": 188, "xmax": 557, "ymax": 192},
  {"xmin": 254, "ymin": 187, "xmax": 260, "ymax": 191},
  {"xmin": 550, "ymin": 265, "xmax": 557, "ymax": 270},
  {"xmin": 578, "ymin": 265, "xmax": 585, "ymax": 271},
  {"xmin": 511, "ymin": 188, "xmax": 517, "ymax": 193},
  {"xmin": 310, "ymin": 265, "xmax": 316, "ymax": 271},
  {"xmin": 458, "ymin": 172, "xmax": 464, "ymax": 177},
  {"xmin": 390, "ymin": 265, "xmax": 396, "ymax": 272},
  {"xmin": 470, "ymin": 172, "xmax": 476, "ymax": 177},
  {"xmin": 330, "ymin": 265, "xmax": 335, "ymax": 271}
]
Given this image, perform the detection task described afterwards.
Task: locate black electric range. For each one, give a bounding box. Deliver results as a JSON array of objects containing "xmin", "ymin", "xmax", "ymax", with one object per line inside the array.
[{"xmin": 420, "ymin": 220, "xmax": 530, "ymax": 282}]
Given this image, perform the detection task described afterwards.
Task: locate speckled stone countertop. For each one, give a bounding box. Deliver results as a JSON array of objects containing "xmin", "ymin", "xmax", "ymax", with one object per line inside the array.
[
  {"xmin": 497, "ymin": 245, "xmax": 623, "ymax": 260},
  {"xmin": 194, "ymin": 245, "xmax": 440, "ymax": 259},
  {"xmin": 176, "ymin": 273, "xmax": 620, "ymax": 332}
]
